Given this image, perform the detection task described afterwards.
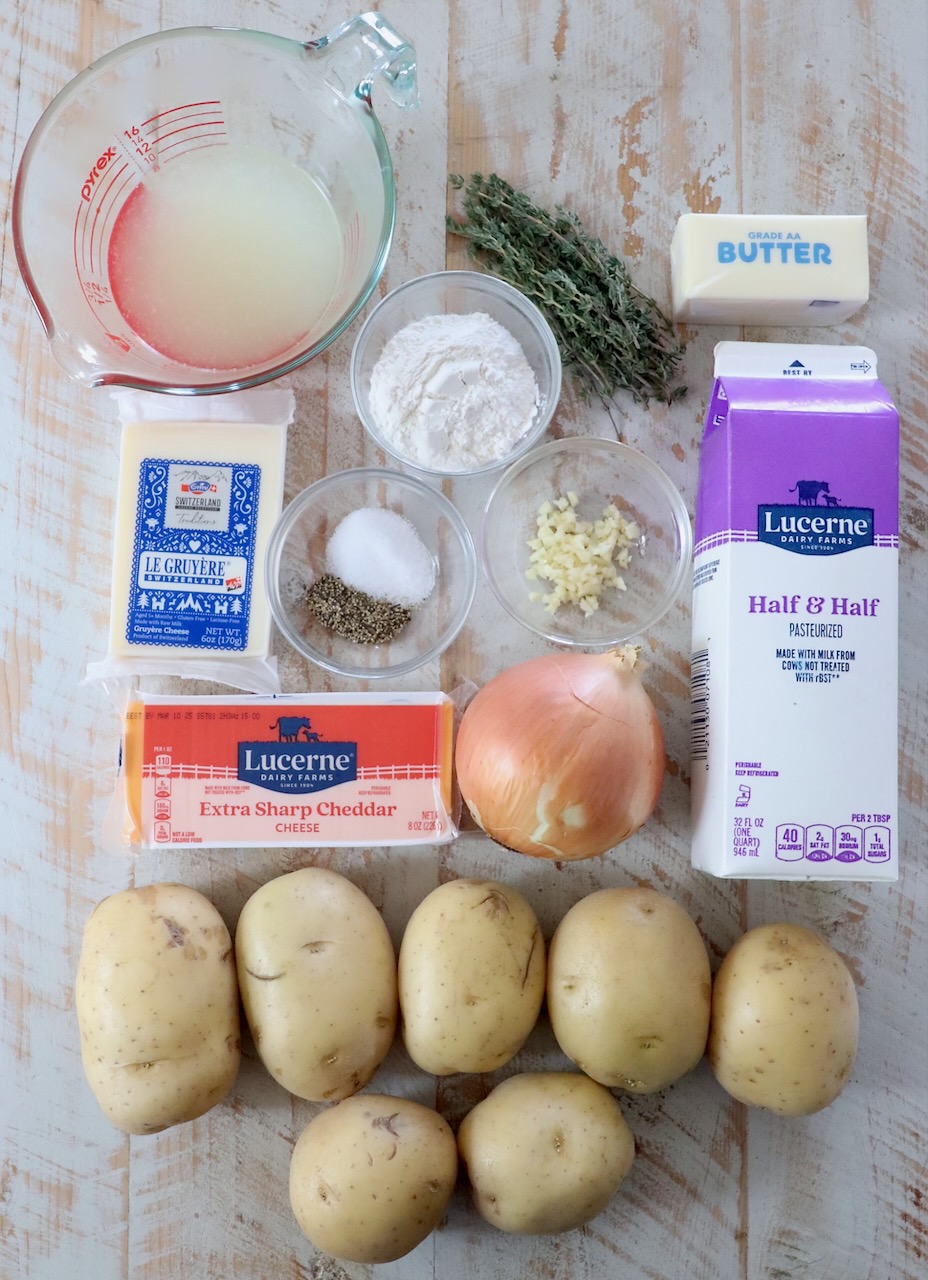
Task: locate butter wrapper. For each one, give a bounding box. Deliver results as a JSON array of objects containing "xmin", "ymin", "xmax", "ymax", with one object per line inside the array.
[
  {"xmin": 115, "ymin": 691, "xmax": 457, "ymax": 849},
  {"xmin": 671, "ymin": 213, "xmax": 869, "ymax": 326}
]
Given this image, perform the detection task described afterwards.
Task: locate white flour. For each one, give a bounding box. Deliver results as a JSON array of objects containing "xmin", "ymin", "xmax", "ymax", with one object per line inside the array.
[{"xmin": 368, "ymin": 311, "xmax": 540, "ymax": 470}]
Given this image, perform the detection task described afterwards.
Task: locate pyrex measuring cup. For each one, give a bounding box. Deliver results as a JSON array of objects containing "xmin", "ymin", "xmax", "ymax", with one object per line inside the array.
[{"xmin": 13, "ymin": 14, "xmax": 418, "ymax": 394}]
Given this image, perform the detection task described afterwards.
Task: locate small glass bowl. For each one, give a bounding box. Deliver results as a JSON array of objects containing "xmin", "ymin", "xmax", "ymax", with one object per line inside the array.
[
  {"xmin": 349, "ymin": 270, "xmax": 562, "ymax": 477},
  {"xmin": 480, "ymin": 437, "xmax": 693, "ymax": 646},
  {"xmin": 266, "ymin": 468, "xmax": 477, "ymax": 678}
]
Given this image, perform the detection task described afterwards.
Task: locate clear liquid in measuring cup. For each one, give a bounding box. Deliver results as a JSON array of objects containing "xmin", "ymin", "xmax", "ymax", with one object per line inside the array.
[{"xmin": 107, "ymin": 144, "xmax": 343, "ymax": 371}]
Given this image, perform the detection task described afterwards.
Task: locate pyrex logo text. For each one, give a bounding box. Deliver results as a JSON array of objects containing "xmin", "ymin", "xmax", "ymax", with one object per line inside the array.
[{"xmin": 81, "ymin": 148, "xmax": 118, "ymax": 201}]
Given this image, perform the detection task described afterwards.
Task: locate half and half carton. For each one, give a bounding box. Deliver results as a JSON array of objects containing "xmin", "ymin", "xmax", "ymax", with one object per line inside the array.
[{"xmin": 690, "ymin": 342, "xmax": 899, "ymax": 880}]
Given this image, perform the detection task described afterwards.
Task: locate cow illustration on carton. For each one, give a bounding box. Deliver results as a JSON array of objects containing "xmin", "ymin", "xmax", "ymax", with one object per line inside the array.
[
  {"xmin": 789, "ymin": 479, "xmax": 830, "ymax": 505},
  {"xmin": 269, "ymin": 716, "xmax": 321, "ymax": 743}
]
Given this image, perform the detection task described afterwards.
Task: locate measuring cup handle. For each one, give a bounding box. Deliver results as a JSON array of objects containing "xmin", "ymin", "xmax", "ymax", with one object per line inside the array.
[{"xmin": 305, "ymin": 12, "xmax": 419, "ymax": 110}]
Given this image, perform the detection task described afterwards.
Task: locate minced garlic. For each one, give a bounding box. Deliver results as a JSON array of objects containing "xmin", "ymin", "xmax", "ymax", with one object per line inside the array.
[{"xmin": 525, "ymin": 491, "xmax": 640, "ymax": 615}]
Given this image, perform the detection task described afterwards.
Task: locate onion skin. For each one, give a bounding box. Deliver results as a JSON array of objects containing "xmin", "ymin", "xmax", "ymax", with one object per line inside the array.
[{"xmin": 455, "ymin": 647, "xmax": 665, "ymax": 860}]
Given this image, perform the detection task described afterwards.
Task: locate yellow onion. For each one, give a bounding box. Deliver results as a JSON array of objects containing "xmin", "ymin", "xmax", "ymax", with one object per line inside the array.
[{"xmin": 455, "ymin": 646, "xmax": 664, "ymax": 860}]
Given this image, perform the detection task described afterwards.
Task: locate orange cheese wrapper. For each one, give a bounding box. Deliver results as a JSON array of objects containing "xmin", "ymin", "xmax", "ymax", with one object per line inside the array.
[{"xmin": 117, "ymin": 692, "xmax": 457, "ymax": 849}]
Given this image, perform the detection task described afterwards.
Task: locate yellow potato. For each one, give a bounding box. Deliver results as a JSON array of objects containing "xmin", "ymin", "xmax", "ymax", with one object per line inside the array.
[
  {"xmin": 547, "ymin": 886, "xmax": 711, "ymax": 1092},
  {"xmin": 398, "ymin": 878, "xmax": 545, "ymax": 1074},
  {"xmin": 74, "ymin": 883, "xmax": 240, "ymax": 1134},
  {"xmin": 289, "ymin": 1093, "xmax": 458, "ymax": 1263},
  {"xmin": 235, "ymin": 867, "xmax": 397, "ymax": 1101},
  {"xmin": 709, "ymin": 922, "xmax": 859, "ymax": 1115},
  {"xmin": 457, "ymin": 1072, "xmax": 635, "ymax": 1235}
]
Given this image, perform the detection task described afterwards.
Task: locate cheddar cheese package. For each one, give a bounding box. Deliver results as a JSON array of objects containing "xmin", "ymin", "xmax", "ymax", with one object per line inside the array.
[{"xmin": 115, "ymin": 691, "xmax": 457, "ymax": 849}]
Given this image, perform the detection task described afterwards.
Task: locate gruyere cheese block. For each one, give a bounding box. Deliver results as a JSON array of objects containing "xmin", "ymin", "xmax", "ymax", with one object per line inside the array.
[
  {"xmin": 671, "ymin": 214, "xmax": 869, "ymax": 326},
  {"xmin": 90, "ymin": 394, "xmax": 290, "ymax": 692},
  {"xmin": 119, "ymin": 692, "xmax": 457, "ymax": 848}
]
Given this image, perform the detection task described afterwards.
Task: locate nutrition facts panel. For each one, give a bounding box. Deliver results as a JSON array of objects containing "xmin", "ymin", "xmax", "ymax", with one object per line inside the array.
[{"xmin": 774, "ymin": 822, "xmax": 892, "ymax": 865}]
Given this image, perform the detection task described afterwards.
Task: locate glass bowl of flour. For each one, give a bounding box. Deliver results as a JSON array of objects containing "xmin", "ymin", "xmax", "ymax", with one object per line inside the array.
[{"xmin": 350, "ymin": 270, "xmax": 562, "ymax": 476}]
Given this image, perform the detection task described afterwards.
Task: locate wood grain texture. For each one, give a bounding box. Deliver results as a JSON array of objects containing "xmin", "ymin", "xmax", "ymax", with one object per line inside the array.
[{"xmin": 1, "ymin": 2, "xmax": 926, "ymax": 1278}]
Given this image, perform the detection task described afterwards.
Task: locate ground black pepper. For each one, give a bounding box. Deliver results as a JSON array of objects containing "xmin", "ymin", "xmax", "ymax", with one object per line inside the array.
[{"xmin": 304, "ymin": 574, "xmax": 412, "ymax": 644}]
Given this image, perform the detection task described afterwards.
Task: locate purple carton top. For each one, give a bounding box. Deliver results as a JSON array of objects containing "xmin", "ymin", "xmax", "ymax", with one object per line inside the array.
[{"xmin": 696, "ymin": 343, "xmax": 899, "ymax": 553}]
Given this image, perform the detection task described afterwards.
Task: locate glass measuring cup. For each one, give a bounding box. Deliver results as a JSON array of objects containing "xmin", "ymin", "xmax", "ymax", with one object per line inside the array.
[{"xmin": 13, "ymin": 14, "xmax": 418, "ymax": 394}]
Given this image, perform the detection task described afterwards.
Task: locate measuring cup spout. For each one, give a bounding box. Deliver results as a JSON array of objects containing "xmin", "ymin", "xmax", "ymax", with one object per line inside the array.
[
  {"xmin": 305, "ymin": 12, "xmax": 419, "ymax": 110},
  {"xmin": 44, "ymin": 330, "xmax": 134, "ymax": 390}
]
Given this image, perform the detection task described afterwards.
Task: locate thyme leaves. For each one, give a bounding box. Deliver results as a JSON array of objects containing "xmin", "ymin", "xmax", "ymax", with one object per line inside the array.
[{"xmin": 446, "ymin": 173, "xmax": 686, "ymax": 408}]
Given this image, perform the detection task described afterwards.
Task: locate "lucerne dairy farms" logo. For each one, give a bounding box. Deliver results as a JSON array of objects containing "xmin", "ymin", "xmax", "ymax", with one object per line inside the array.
[
  {"xmin": 758, "ymin": 478, "xmax": 873, "ymax": 556},
  {"xmin": 237, "ymin": 714, "xmax": 357, "ymax": 793}
]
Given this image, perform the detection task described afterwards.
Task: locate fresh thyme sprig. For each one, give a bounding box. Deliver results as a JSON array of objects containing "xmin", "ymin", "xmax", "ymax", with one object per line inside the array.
[{"xmin": 447, "ymin": 172, "xmax": 686, "ymax": 408}]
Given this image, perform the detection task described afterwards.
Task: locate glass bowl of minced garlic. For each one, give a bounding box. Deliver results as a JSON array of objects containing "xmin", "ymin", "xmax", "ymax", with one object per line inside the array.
[{"xmin": 480, "ymin": 436, "xmax": 692, "ymax": 647}]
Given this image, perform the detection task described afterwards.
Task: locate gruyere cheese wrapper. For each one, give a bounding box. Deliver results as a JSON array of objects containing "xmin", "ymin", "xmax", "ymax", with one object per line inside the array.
[{"xmin": 86, "ymin": 389, "xmax": 291, "ymax": 693}]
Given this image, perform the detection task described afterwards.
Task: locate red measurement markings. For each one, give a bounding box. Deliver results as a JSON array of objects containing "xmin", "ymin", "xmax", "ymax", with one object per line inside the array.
[
  {"xmin": 72, "ymin": 102, "xmax": 229, "ymax": 339},
  {"xmin": 83, "ymin": 163, "xmax": 139, "ymax": 279},
  {"xmin": 139, "ymin": 101, "xmax": 222, "ymax": 127},
  {"xmin": 73, "ymin": 158, "xmax": 133, "ymax": 304},
  {"xmin": 78, "ymin": 104, "xmax": 225, "ymax": 299},
  {"xmin": 132, "ymin": 102, "xmax": 226, "ymax": 158}
]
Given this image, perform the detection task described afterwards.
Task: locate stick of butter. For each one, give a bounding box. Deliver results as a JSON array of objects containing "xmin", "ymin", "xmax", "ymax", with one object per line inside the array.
[
  {"xmin": 671, "ymin": 214, "xmax": 869, "ymax": 326},
  {"xmin": 116, "ymin": 691, "xmax": 457, "ymax": 849}
]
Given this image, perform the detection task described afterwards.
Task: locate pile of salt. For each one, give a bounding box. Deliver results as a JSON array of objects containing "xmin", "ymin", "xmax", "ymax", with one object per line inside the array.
[{"xmin": 326, "ymin": 507, "xmax": 436, "ymax": 607}]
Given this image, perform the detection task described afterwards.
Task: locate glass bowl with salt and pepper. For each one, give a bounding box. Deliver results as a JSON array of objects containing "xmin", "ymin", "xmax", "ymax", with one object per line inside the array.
[
  {"xmin": 480, "ymin": 437, "xmax": 693, "ymax": 647},
  {"xmin": 349, "ymin": 270, "xmax": 562, "ymax": 476},
  {"xmin": 265, "ymin": 468, "xmax": 477, "ymax": 678}
]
